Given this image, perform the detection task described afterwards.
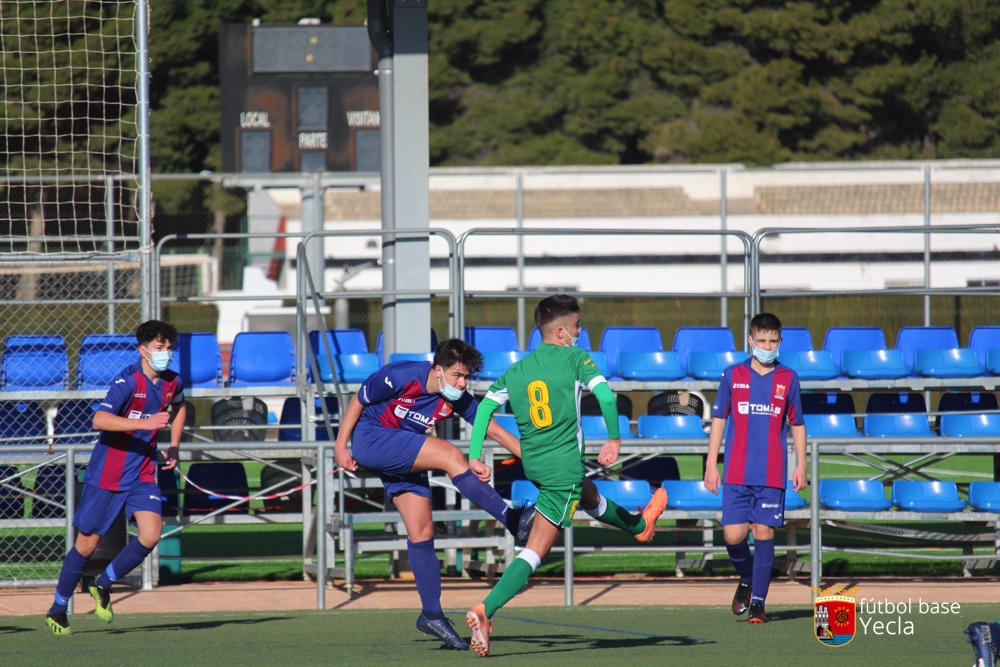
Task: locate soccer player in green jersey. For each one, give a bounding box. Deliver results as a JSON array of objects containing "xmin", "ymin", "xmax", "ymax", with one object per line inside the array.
[{"xmin": 463, "ymin": 294, "xmax": 668, "ymax": 657}]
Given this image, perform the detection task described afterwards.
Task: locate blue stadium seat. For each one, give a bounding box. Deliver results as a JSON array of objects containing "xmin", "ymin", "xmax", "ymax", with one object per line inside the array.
[
  {"xmin": 892, "ymin": 480, "xmax": 966, "ymax": 512},
  {"xmin": 620, "ymin": 457, "xmax": 680, "ymax": 485},
  {"xmin": 968, "ymin": 482, "xmax": 1000, "ymax": 512},
  {"xmin": 184, "ymin": 462, "xmax": 250, "ymax": 514},
  {"xmin": 54, "ymin": 400, "xmax": 100, "ymax": 444},
  {"xmin": 661, "ymin": 480, "xmax": 722, "ymax": 510},
  {"xmin": 780, "ymin": 327, "xmax": 814, "ymax": 352},
  {"xmin": 616, "ymin": 351, "xmax": 684, "ymax": 381},
  {"xmin": 0, "ymin": 465, "xmax": 23, "ymax": 518},
  {"xmin": 0, "ymin": 401, "xmax": 46, "ymax": 448},
  {"xmin": 33, "ymin": 465, "xmax": 72, "ymax": 518},
  {"xmin": 968, "ymin": 326, "xmax": 1000, "ymax": 369},
  {"xmin": 309, "ymin": 329, "xmax": 369, "ymax": 356},
  {"xmin": 317, "ymin": 353, "xmax": 381, "ymax": 384},
  {"xmin": 818, "ymin": 479, "xmax": 890, "ymax": 511},
  {"xmin": 939, "ymin": 413, "xmax": 1000, "ymax": 437},
  {"xmin": 863, "ymin": 413, "xmax": 936, "ymax": 437},
  {"xmin": 159, "ymin": 467, "xmax": 180, "ymax": 512},
  {"xmin": 987, "ymin": 349, "xmax": 1000, "ymax": 376},
  {"xmin": 581, "ymin": 414, "xmax": 636, "ymax": 439},
  {"xmin": 938, "ymin": 392, "xmax": 999, "ymax": 413},
  {"xmin": 840, "ymin": 349, "xmax": 910, "ymax": 379},
  {"xmin": 587, "ymin": 351, "xmax": 611, "ymax": 378},
  {"xmin": 594, "ymin": 479, "xmax": 652, "ymax": 511},
  {"xmin": 527, "ymin": 327, "xmax": 592, "ymax": 351},
  {"xmin": 388, "ymin": 353, "xmax": 434, "ymax": 363},
  {"xmin": 278, "ymin": 396, "xmax": 340, "ymax": 441},
  {"xmin": 476, "ymin": 351, "xmax": 529, "ymax": 380},
  {"xmin": 510, "ymin": 479, "xmax": 539, "ymax": 508},
  {"xmin": 779, "ymin": 350, "xmax": 838, "ymax": 380},
  {"xmin": 493, "ymin": 414, "xmax": 521, "ymax": 438},
  {"xmin": 671, "ymin": 326, "xmax": 735, "ymax": 376},
  {"xmin": 227, "ymin": 331, "xmax": 296, "ymax": 387},
  {"xmin": 800, "ymin": 392, "xmax": 855, "ymax": 415},
  {"xmin": 803, "ymin": 413, "xmax": 859, "ymax": 438},
  {"xmin": 1, "ymin": 335, "xmax": 69, "ymax": 390},
  {"xmin": 895, "ymin": 326, "xmax": 960, "ymax": 370},
  {"xmin": 785, "ymin": 480, "xmax": 807, "ymax": 509},
  {"xmin": 687, "ymin": 351, "xmax": 750, "ymax": 380},
  {"xmin": 375, "ymin": 329, "xmax": 438, "ymax": 365},
  {"xmin": 169, "ymin": 332, "xmax": 222, "ymax": 388},
  {"xmin": 822, "ymin": 326, "xmax": 888, "ymax": 375},
  {"xmin": 77, "ymin": 334, "xmax": 136, "ymax": 390},
  {"xmin": 866, "ymin": 392, "xmax": 926, "ymax": 414},
  {"xmin": 637, "ymin": 415, "xmax": 706, "ymax": 439},
  {"xmin": 600, "ymin": 327, "xmax": 664, "ymax": 378},
  {"xmin": 464, "ymin": 326, "xmax": 519, "ymax": 352},
  {"xmin": 913, "ymin": 348, "xmax": 984, "ymax": 378}
]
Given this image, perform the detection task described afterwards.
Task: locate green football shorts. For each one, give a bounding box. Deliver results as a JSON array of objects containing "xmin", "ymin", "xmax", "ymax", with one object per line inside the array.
[{"xmin": 533, "ymin": 483, "xmax": 582, "ymax": 529}]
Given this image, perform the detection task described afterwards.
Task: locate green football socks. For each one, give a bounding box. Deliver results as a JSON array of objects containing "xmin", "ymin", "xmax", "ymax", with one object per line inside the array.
[
  {"xmin": 595, "ymin": 497, "xmax": 646, "ymax": 536},
  {"xmin": 484, "ymin": 555, "xmax": 535, "ymax": 617}
]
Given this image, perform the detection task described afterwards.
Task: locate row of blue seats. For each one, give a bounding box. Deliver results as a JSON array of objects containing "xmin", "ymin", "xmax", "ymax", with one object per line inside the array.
[
  {"xmin": 6, "ymin": 325, "xmax": 1000, "ymax": 391},
  {"xmin": 508, "ymin": 479, "xmax": 1000, "ymax": 514},
  {"xmin": 464, "ymin": 324, "xmax": 1000, "ymax": 381}
]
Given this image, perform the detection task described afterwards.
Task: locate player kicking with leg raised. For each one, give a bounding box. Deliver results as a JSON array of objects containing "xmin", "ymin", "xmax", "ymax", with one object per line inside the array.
[
  {"xmin": 46, "ymin": 320, "xmax": 185, "ymax": 635},
  {"xmin": 464, "ymin": 294, "xmax": 667, "ymax": 656},
  {"xmin": 704, "ymin": 313, "xmax": 806, "ymax": 624},
  {"xmin": 334, "ymin": 338, "xmax": 534, "ymax": 650}
]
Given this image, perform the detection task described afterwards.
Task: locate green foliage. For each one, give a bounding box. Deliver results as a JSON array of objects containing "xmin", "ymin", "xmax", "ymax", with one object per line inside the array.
[{"xmin": 11, "ymin": 0, "xmax": 1000, "ymax": 174}]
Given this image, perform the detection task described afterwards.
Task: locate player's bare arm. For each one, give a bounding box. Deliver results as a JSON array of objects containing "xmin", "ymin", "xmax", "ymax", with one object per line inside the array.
[
  {"xmin": 333, "ymin": 393, "xmax": 364, "ymax": 471},
  {"xmin": 93, "ymin": 409, "xmax": 170, "ymax": 433},
  {"xmin": 791, "ymin": 423, "xmax": 807, "ymax": 492},
  {"xmin": 162, "ymin": 402, "xmax": 185, "ymax": 470},
  {"xmin": 704, "ymin": 416, "xmax": 726, "ymax": 494}
]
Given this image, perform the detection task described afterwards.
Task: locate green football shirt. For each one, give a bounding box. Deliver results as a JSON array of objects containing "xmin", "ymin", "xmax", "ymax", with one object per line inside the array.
[{"xmin": 485, "ymin": 344, "xmax": 607, "ymax": 487}]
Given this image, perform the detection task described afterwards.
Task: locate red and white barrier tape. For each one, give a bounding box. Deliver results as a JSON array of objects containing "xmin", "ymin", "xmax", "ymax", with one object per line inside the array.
[{"xmin": 173, "ymin": 466, "xmax": 359, "ymax": 502}]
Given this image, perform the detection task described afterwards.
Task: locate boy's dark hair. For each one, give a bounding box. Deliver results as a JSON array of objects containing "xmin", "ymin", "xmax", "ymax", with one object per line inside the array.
[
  {"xmin": 433, "ymin": 338, "xmax": 483, "ymax": 374},
  {"xmin": 136, "ymin": 320, "xmax": 178, "ymax": 347},
  {"xmin": 534, "ymin": 294, "xmax": 580, "ymax": 332},
  {"xmin": 749, "ymin": 313, "xmax": 782, "ymax": 335}
]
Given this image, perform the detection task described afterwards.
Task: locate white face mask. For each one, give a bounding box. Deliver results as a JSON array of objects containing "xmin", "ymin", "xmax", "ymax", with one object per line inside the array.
[
  {"xmin": 436, "ymin": 369, "xmax": 465, "ymax": 401},
  {"xmin": 750, "ymin": 343, "xmax": 779, "ymax": 364},
  {"xmin": 560, "ymin": 329, "xmax": 579, "ymax": 348},
  {"xmin": 141, "ymin": 346, "xmax": 173, "ymax": 372}
]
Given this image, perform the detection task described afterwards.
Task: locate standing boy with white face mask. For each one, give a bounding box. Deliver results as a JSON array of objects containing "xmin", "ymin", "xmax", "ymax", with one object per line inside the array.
[
  {"xmin": 704, "ymin": 312, "xmax": 807, "ymax": 624},
  {"xmin": 46, "ymin": 320, "xmax": 185, "ymax": 635}
]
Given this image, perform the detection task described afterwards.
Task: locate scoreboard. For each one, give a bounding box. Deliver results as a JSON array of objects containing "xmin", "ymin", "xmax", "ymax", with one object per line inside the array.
[{"xmin": 219, "ymin": 24, "xmax": 380, "ymax": 173}]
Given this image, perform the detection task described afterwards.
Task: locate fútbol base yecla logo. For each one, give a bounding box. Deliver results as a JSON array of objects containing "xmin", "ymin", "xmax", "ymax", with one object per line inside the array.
[{"xmin": 813, "ymin": 585, "xmax": 859, "ymax": 646}]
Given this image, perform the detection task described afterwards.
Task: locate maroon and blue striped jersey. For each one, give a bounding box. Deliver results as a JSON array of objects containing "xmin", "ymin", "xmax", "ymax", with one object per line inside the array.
[
  {"xmin": 357, "ymin": 361, "xmax": 478, "ymax": 432},
  {"xmin": 711, "ymin": 359, "xmax": 803, "ymax": 489},
  {"xmin": 85, "ymin": 360, "xmax": 184, "ymax": 492}
]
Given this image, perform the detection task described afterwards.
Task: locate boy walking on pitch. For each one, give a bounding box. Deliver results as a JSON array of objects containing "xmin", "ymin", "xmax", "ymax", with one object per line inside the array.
[
  {"xmin": 46, "ymin": 320, "xmax": 185, "ymax": 635},
  {"xmin": 464, "ymin": 294, "xmax": 667, "ymax": 656},
  {"xmin": 704, "ymin": 313, "xmax": 806, "ymax": 624}
]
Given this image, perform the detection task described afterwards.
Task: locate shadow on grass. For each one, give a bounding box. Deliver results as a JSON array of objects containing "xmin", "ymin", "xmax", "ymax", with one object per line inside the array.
[
  {"xmin": 0, "ymin": 626, "xmax": 34, "ymax": 635},
  {"xmin": 750, "ymin": 608, "xmax": 813, "ymax": 622},
  {"xmin": 100, "ymin": 616, "xmax": 291, "ymax": 635},
  {"xmin": 469, "ymin": 632, "xmax": 714, "ymax": 657}
]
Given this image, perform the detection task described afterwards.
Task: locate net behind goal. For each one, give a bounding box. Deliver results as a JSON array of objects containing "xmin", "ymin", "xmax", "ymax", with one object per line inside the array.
[{"xmin": 0, "ymin": 0, "xmax": 139, "ymax": 254}]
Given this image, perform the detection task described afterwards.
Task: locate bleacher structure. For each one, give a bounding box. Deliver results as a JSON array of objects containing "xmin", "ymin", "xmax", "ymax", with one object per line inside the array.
[{"xmin": 2, "ymin": 171, "xmax": 1000, "ymax": 604}]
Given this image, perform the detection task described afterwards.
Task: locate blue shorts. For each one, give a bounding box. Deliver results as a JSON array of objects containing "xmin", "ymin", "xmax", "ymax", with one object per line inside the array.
[
  {"xmin": 352, "ymin": 424, "xmax": 430, "ymax": 499},
  {"xmin": 73, "ymin": 482, "xmax": 163, "ymax": 536},
  {"xmin": 721, "ymin": 484, "xmax": 785, "ymax": 527}
]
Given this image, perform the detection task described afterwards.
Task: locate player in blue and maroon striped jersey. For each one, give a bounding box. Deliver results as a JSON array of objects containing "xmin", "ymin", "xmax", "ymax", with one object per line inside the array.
[
  {"xmin": 46, "ymin": 320, "xmax": 185, "ymax": 636},
  {"xmin": 704, "ymin": 313, "xmax": 807, "ymax": 624},
  {"xmin": 334, "ymin": 338, "xmax": 532, "ymax": 650}
]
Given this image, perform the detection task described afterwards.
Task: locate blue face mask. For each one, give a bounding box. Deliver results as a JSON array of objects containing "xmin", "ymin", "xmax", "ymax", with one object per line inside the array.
[
  {"xmin": 436, "ymin": 369, "xmax": 465, "ymax": 402},
  {"xmin": 142, "ymin": 347, "xmax": 173, "ymax": 372},
  {"xmin": 751, "ymin": 344, "xmax": 779, "ymax": 364},
  {"xmin": 560, "ymin": 330, "xmax": 579, "ymax": 348}
]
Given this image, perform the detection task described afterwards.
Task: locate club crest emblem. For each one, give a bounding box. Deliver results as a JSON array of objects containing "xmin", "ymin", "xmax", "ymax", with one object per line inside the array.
[
  {"xmin": 775, "ymin": 384, "xmax": 786, "ymax": 400},
  {"xmin": 813, "ymin": 585, "xmax": 857, "ymax": 647}
]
